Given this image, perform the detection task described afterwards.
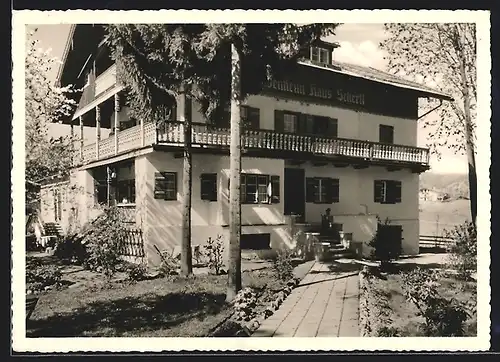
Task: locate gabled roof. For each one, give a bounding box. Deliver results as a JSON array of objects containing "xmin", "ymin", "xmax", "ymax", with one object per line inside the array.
[{"xmin": 299, "ymin": 59, "xmax": 454, "ymax": 101}]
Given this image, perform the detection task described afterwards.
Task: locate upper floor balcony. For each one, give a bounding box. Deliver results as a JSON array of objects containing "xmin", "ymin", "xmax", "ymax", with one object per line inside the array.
[{"xmin": 76, "ymin": 121, "xmax": 430, "ymax": 172}]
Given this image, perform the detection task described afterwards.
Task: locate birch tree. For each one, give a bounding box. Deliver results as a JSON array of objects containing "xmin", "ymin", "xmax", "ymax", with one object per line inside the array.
[
  {"xmin": 381, "ymin": 23, "xmax": 477, "ymax": 226},
  {"xmin": 25, "ymin": 31, "xmax": 77, "ymax": 215}
]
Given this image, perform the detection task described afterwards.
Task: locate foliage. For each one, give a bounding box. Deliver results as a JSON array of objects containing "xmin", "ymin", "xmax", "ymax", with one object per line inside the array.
[
  {"xmin": 26, "ymin": 257, "xmax": 62, "ymax": 294},
  {"xmin": 368, "ymin": 217, "xmax": 402, "ymax": 270},
  {"xmin": 104, "ymin": 24, "xmax": 339, "ymax": 124},
  {"xmin": 376, "ymin": 326, "xmax": 400, "ymax": 337},
  {"xmin": 25, "ymin": 30, "xmax": 77, "ymax": 213},
  {"xmin": 381, "ymin": 23, "xmax": 476, "ymax": 155},
  {"xmin": 232, "ymin": 287, "xmax": 258, "ymax": 322},
  {"xmin": 126, "ymin": 262, "xmax": 149, "ymax": 282},
  {"xmin": 157, "ymin": 249, "xmax": 180, "ymax": 277},
  {"xmin": 381, "ymin": 23, "xmax": 477, "ymax": 225},
  {"xmin": 80, "ymin": 207, "xmax": 128, "ymax": 278},
  {"xmin": 401, "ymin": 268, "xmax": 471, "ymax": 336},
  {"xmin": 445, "ymin": 221, "xmax": 477, "ymax": 280},
  {"xmin": 272, "ymin": 247, "xmax": 295, "ymax": 281},
  {"xmin": 203, "ymin": 235, "xmax": 225, "ymax": 275}
]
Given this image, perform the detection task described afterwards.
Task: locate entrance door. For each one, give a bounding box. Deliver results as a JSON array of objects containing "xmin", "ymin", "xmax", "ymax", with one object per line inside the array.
[{"xmin": 284, "ymin": 168, "xmax": 305, "ymax": 221}]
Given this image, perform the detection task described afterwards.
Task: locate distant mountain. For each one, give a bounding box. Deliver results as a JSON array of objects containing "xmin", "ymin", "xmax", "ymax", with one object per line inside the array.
[{"xmin": 420, "ymin": 172, "xmax": 469, "ymax": 200}]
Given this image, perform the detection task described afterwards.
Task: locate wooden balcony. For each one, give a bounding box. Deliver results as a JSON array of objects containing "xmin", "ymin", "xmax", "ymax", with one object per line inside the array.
[
  {"xmin": 95, "ymin": 64, "xmax": 117, "ymax": 98},
  {"xmin": 76, "ymin": 121, "xmax": 430, "ymax": 169}
]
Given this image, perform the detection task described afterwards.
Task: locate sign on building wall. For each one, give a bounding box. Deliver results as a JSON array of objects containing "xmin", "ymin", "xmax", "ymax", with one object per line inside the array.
[{"xmin": 262, "ymin": 64, "xmax": 419, "ymax": 120}]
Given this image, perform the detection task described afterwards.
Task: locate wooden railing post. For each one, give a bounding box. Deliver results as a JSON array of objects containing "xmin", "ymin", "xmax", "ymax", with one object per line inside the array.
[
  {"xmin": 95, "ymin": 105, "xmax": 101, "ymax": 159},
  {"xmin": 79, "ymin": 116, "xmax": 84, "ymax": 162},
  {"xmin": 140, "ymin": 118, "xmax": 145, "ymax": 147},
  {"xmin": 114, "ymin": 93, "xmax": 120, "ymax": 155}
]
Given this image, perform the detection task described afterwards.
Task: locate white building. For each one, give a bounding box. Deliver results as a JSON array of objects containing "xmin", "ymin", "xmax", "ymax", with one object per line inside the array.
[{"xmin": 39, "ymin": 25, "xmax": 452, "ymax": 266}]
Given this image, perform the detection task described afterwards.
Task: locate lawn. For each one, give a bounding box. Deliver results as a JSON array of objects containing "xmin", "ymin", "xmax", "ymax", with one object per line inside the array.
[
  {"xmin": 365, "ymin": 269, "xmax": 477, "ymax": 337},
  {"xmin": 26, "ymin": 255, "xmax": 290, "ymax": 338}
]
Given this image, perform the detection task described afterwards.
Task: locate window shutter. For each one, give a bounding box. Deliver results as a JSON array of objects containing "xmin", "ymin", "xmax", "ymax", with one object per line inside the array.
[
  {"xmin": 201, "ymin": 173, "xmax": 217, "ymax": 201},
  {"xmin": 306, "ymin": 178, "xmax": 316, "ymax": 203},
  {"xmin": 186, "ymin": 97, "xmax": 193, "ymax": 123},
  {"xmin": 374, "ymin": 180, "xmax": 384, "ymax": 203},
  {"xmin": 240, "ymin": 174, "xmax": 246, "ymax": 203},
  {"xmin": 154, "ymin": 172, "xmax": 166, "ymax": 199},
  {"xmin": 297, "ymin": 113, "xmax": 308, "ymax": 134},
  {"xmin": 306, "ymin": 114, "xmax": 315, "ymax": 135},
  {"xmin": 271, "ymin": 175, "xmax": 280, "ymax": 203},
  {"xmin": 394, "ymin": 181, "xmax": 402, "ymax": 203},
  {"xmin": 328, "ymin": 118, "xmax": 338, "ymax": 138},
  {"xmin": 274, "ymin": 110, "xmax": 284, "ymax": 132},
  {"xmin": 324, "ymin": 178, "xmax": 333, "ymax": 204},
  {"xmin": 331, "ymin": 178, "xmax": 340, "ymax": 203}
]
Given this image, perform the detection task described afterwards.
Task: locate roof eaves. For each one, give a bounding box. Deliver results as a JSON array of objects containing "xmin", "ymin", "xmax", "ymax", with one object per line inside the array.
[{"xmin": 55, "ymin": 24, "xmax": 77, "ymax": 86}]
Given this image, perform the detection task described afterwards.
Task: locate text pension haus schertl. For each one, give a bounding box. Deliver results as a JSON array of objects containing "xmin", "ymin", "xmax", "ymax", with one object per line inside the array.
[{"xmin": 265, "ymin": 79, "xmax": 366, "ymax": 107}]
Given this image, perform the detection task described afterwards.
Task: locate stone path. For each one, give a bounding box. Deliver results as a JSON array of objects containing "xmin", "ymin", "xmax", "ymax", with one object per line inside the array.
[{"xmin": 252, "ymin": 261, "xmax": 360, "ymax": 337}]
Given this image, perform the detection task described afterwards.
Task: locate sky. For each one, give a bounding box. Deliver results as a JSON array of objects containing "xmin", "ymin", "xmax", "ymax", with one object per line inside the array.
[{"xmin": 29, "ymin": 23, "xmax": 468, "ymax": 174}]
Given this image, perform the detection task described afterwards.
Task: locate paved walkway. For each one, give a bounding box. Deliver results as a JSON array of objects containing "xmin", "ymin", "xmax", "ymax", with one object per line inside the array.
[{"xmin": 252, "ymin": 261, "xmax": 360, "ymax": 337}]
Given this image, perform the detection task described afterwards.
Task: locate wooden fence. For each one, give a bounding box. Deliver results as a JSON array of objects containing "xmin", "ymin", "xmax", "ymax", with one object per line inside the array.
[
  {"xmin": 419, "ymin": 234, "xmax": 455, "ymax": 250},
  {"xmin": 118, "ymin": 229, "xmax": 145, "ymax": 257}
]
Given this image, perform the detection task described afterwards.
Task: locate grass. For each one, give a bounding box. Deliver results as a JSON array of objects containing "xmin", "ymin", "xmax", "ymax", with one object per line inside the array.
[
  {"xmin": 366, "ymin": 270, "xmax": 477, "ymax": 337},
  {"xmin": 27, "ymin": 265, "xmax": 287, "ymax": 337}
]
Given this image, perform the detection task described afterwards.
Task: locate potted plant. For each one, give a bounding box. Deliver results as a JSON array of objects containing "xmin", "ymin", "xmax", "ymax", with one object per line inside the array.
[{"xmin": 313, "ymin": 241, "xmax": 330, "ymax": 262}]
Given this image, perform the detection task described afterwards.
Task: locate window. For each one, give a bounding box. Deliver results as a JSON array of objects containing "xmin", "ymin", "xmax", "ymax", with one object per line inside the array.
[
  {"xmin": 310, "ymin": 47, "xmax": 330, "ymax": 63},
  {"xmin": 53, "ymin": 189, "xmax": 62, "ymax": 221},
  {"xmin": 379, "ymin": 125, "xmax": 394, "ymax": 144},
  {"xmin": 314, "ymin": 116, "xmax": 338, "ymax": 138},
  {"xmin": 306, "ymin": 177, "xmax": 340, "ymax": 204},
  {"xmin": 374, "ymin": 180, "xmax": 402, "ymax": 204},
  {"xmin": 283, "ymin": 113, "xmax": 298, "ymax": 133},
  {"xmin": 230, "ymin": 173, "xmax": 280, "ymax": 204},
  {"xmin": 201, "ymin": 173, "xmax": 217, "ymax": 201},
  {"xmin": 95, "ymin": 179, "xmax": 108, "ymax": 205},
  {"xmin": 116, "ymin": 179, "xmax": 136, "ymax": 204},
  {"xmin": 241, "ymin": 106, "xmax": 260, "ymax": 129},
  {"xmin": 154, "ymin": 172, "xmax": 177, "ymax": 200}
]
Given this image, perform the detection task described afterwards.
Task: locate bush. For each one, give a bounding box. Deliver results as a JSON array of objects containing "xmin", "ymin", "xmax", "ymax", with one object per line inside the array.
[
  {"xmin": 157, "ymin": 249, "xmax": 180, "ymax": 277},
  {"xmin": 80, "ymin": 207, "xmax": 128, "ymax": 278},
  {"xmin": 272, "ymin": 248, "xmax": 294, "ymax": 281},
  {"xmin": 203, "ymin": 235, "xmax": 225, "ymax": 275},
  {"xmin": 377, "ymin": 326, "xmax": 400, "ymax": 337},
  {"xmin": 54, "ymin": 234, "xmax": 88, "ymax": 264},
  {"xmin": 26, "ymin": 257, "xmax": 62, "ymax": 293},
  {"xmin": 445, "ymin": 221, "xmax": 477, "ymax": 280},
  {"xmin": 401, "ymin": 268, "xmax": 471, "ymax": 336},
  {"xmin": 126, "ymin": 262, "xmax": 149, "ymax": 282},
  {"xmin": 255, "ymin": 249, "xmax": 278, "ymax": 261},
  {"xmin": 369, "ymin": 217, "xmax": 402, "ymax": 271}
]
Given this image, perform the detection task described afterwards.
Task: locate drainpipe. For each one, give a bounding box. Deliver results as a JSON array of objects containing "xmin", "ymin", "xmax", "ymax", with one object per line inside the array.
[{"xmin": 417, "ymin": 99, "xmax": 443, "ymax": 120}]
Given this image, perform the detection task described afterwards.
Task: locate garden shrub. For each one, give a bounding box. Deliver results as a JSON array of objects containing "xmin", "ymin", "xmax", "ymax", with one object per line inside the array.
[
  {"xmin": 445, "ymin": 221, "xmax": 477, "ymax": 280},
  {"xmin": 80, "ymin": 207, "xmax": 128, "ymax": 278},
  {"xmin": 369, "ymin": 217, "xmax": 402, "ymax": 271},
  {"xmin": 203, "ymin": 235, "xmax": 225, "ymax": 275},
  {"xmin": 255, "ymin": 249, "xmax": 278, "ymax": 261},
  {"xmin": 272, "ymin": 247, "xmax": 294, "ymax": 281},
  {"xmin": 26, "ymin": 257, "xmax": 62, "ymax": 293},
  {"xmin": 401, "ymin": 267, "xmax": 471, "ymax": 336},
  {"xmin": 126, "ymin": 262, "xmax": 149, "ymax": 282},
  {"xmin": 376, "ymin": 326, "xmax": 400, "ymax": 337},
  {"xmin": 157, "ymin": 249, "xmax": 180, "ymax": 277}
]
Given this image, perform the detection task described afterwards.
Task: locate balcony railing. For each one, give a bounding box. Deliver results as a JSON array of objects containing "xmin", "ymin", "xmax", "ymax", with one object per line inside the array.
[
  {"xmin": 158, "ymin": 122, "xmax": 430, "ymax": 165},
  {"xmin": 76, "ymin": 121, "xmax": 429, "ymax": 166}
]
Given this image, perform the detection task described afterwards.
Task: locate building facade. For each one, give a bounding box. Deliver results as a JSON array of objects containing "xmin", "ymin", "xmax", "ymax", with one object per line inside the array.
[{"xmin": 39, "ymin": 25, "xmax": 452, "ymax": 266}]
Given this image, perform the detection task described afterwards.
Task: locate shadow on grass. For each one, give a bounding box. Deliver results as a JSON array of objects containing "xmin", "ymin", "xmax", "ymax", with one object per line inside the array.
[{"xmin": 27, "ymin": 291, "xmax": 226, "ymax": 337}]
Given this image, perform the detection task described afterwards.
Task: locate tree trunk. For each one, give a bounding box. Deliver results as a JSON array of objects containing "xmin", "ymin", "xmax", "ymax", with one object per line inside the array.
[
  {"xmin": 456, "ymin": 26, "xmax": 477, "ymax": 227},
  {"xmin": 227, "ymin": 43, "xmax": 242, "ymax": 301},
  {"xmin": 180, "ymin": 90, "xmax": 193, "ymax": 276}
]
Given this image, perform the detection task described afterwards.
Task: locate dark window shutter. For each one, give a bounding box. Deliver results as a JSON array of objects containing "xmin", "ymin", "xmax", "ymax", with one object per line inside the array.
[
  {"xmin": 154, "ymin": 172, "xmax": 166, "ymax": 199},
  {"xmin": 201, "ymin": 173, "xmax": 217, "ymax": 201},
  {"xmin": 274, "ymin": 110, "xmax": 284, "ymax": 132},
  {"xmin": 374, "ymin": 180, "xmax": 383, "ymax": 203},
  {"xmin": 394, "ymin": 181, "xmax": 402, "ymax": 203},
  {"xmin": 186, "ymin": 97, "xmax": 193, "ymax": 123},
  {"xmin": 328, "ymin": 118, "xmax": 338, "ymax": 138},
  {"xmin": 240, "ymin": 174, "xmax": 246, "ymax": 203},
  {"xmin": 298, "ymin": 46, "xmax": 310, "ymax": 59},
  {"xmin": 297, "ymin": 113, "xmax": 308, "ymax": 134},
  {"xmin": 305, "ymin": 114, "xmax": 315, "ymax": 135},
  {"xmin": 271, "ymin": 175, "xmax": 280, "ymax": 203},
  {"xmin": 331, "ymin": 178, "xmax": 340, "ymax": 203},
  {"xmin": 306, "ymin": 178, "xmax": 316, "ymax": 203},
  {"xmin": 379, "ymin": 125, "xmax": 394, "ymax": 144},
  {"xmin": 324, "ymin": 178, "xmax": 333, "ymax": 204}
]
